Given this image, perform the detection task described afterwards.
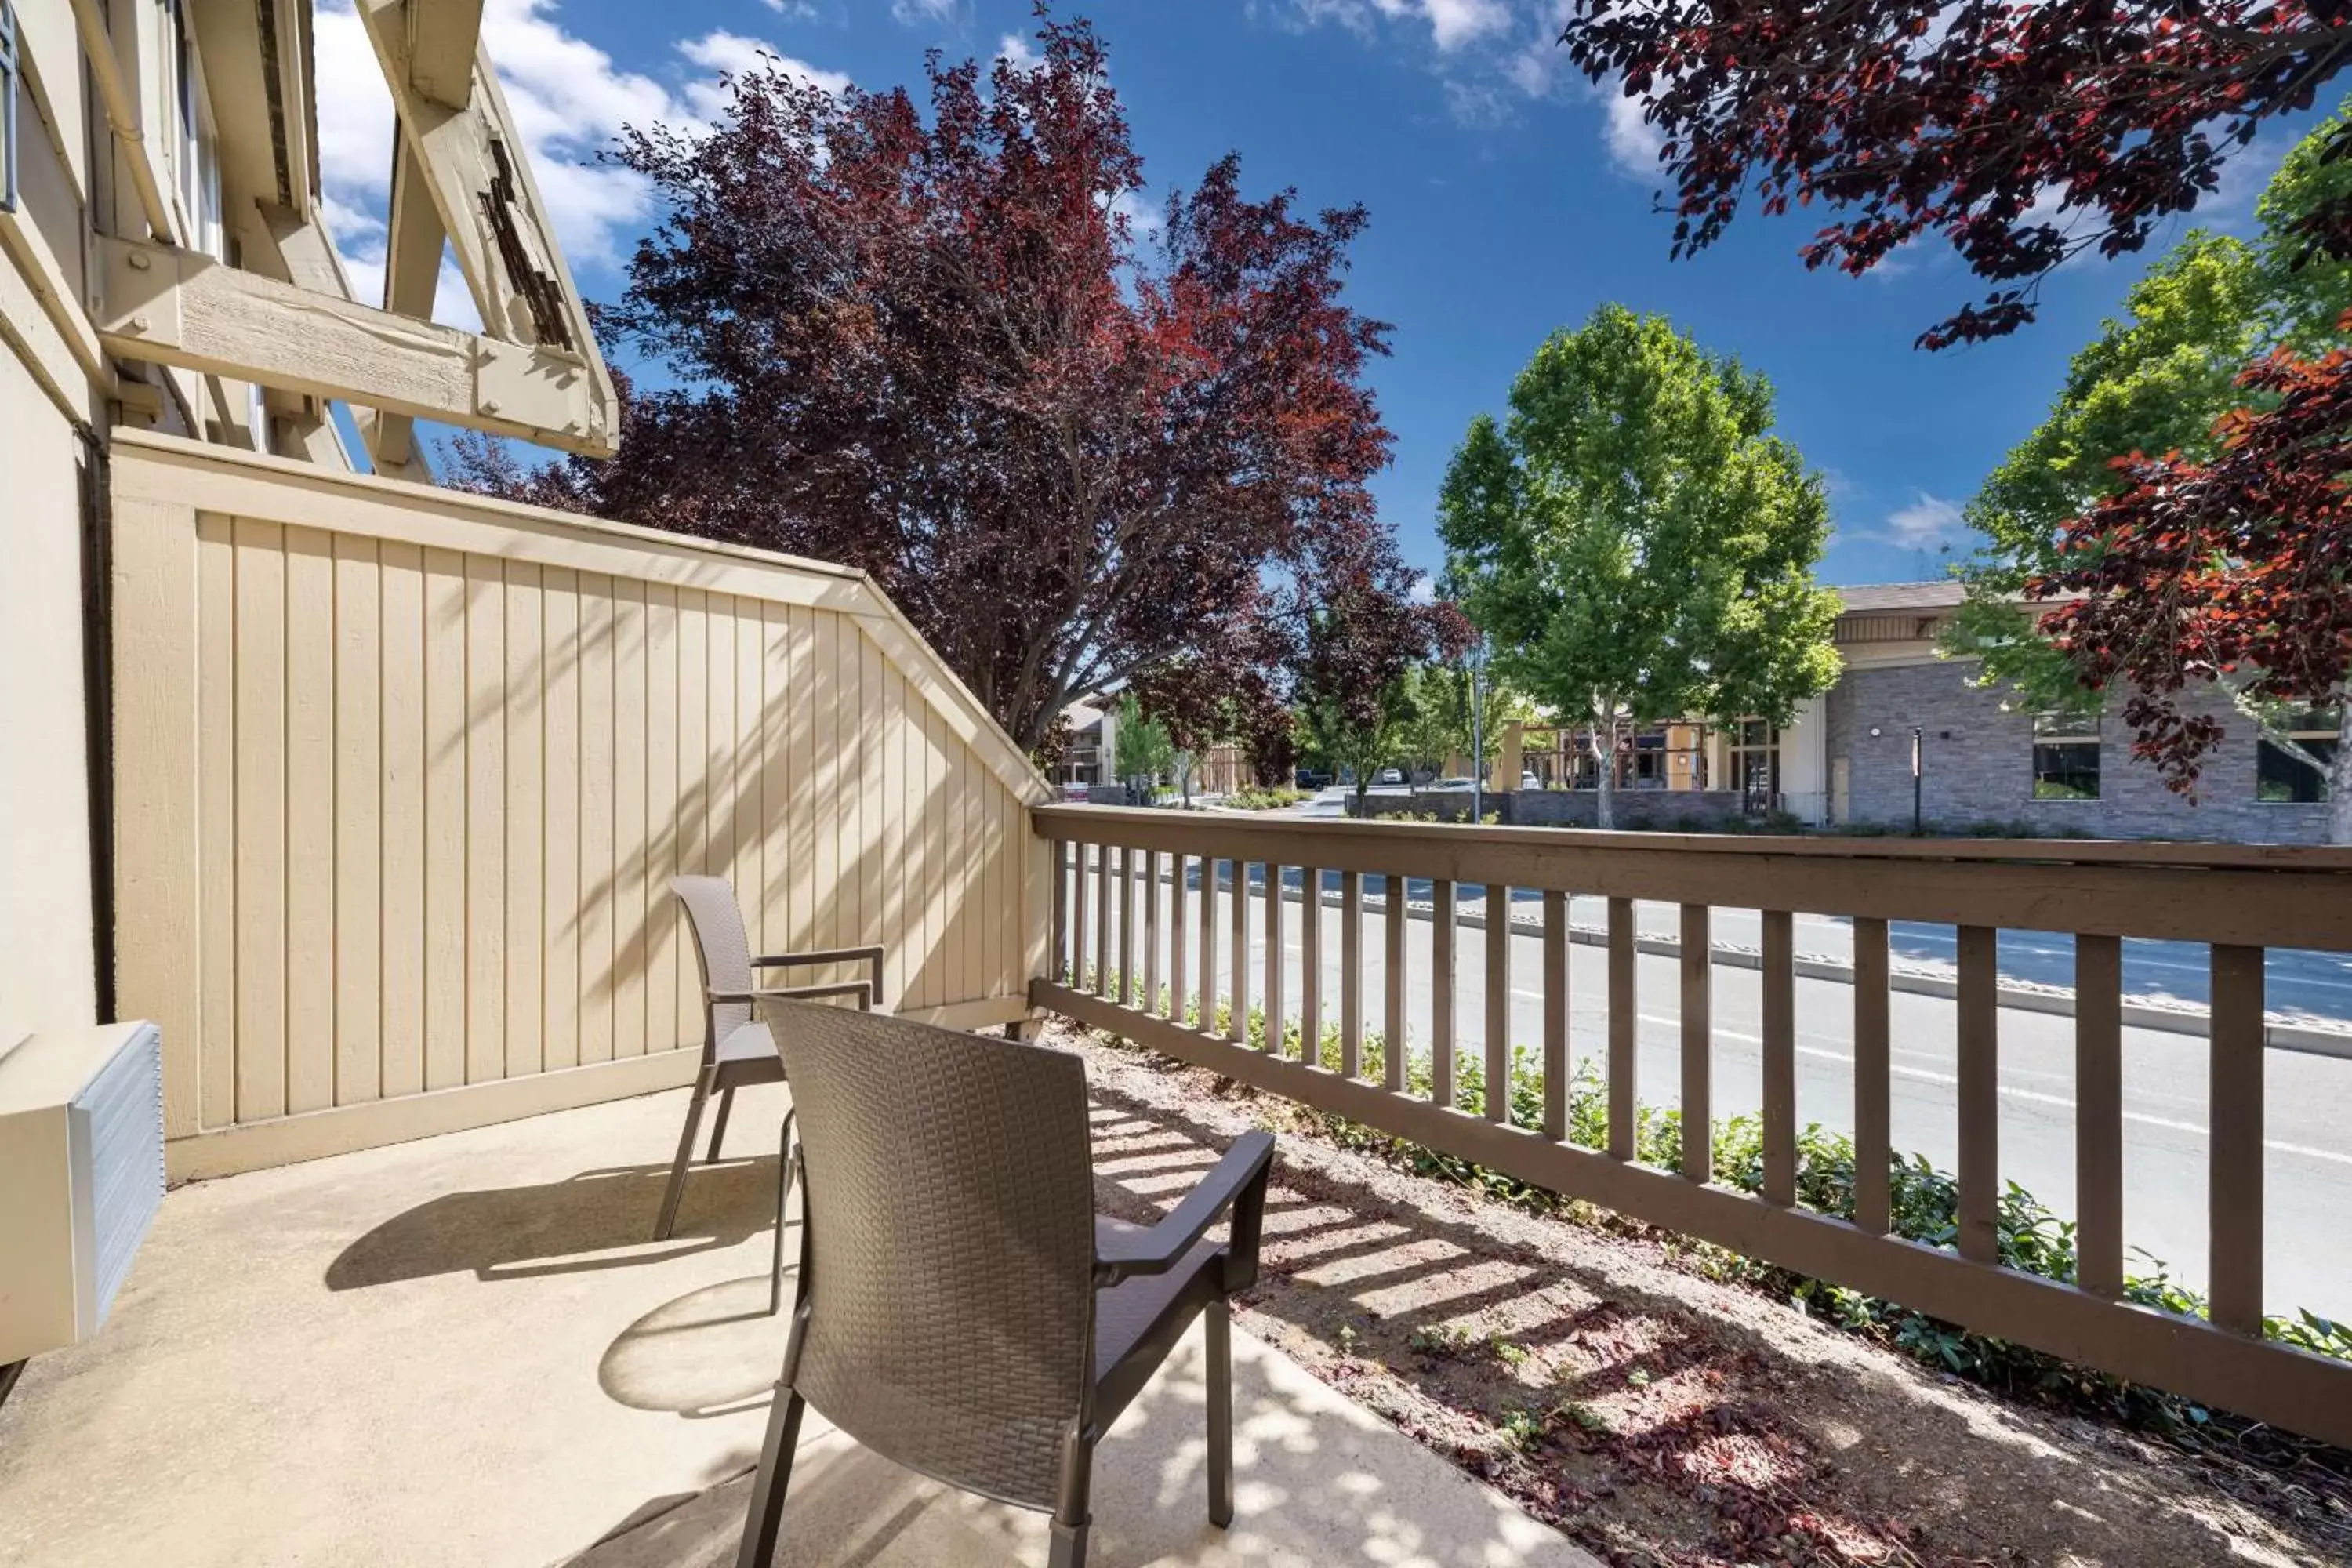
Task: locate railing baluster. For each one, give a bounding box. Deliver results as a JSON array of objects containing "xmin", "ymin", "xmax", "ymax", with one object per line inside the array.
[
  {"xmin": 2210, "ymin": 943, "xmax": 2266, "ymax": 1334},
  {"xmin": 1542, "ymin": 888, "xmax": 1567, "ymax": 1142},
  {"xmin": 1300, "ymin": 868, "xmax": 1323, "ymax": 1066},
  {"xmin": 1339, "ymin": 870, "xmax": 1363, "ymax": 1079},
  {"xmin": 1168, "ymin": 853, "xmax": 1189, "ymax": 1023},
  {"xmin": 2075, "ymin": 933, "xmax": 2124, "ymax": 1297},
  {"xmin": 1197, "ymin": 857, "xmax": 1218, "ymax": 1031},
  {"xmin": 1485, "ymin": 884, "xmax": 1511, "ymax": 1123},
  {"xmin": 1607, "ymin": 895, "xmax": 1635, "ymax": 1160},
  {"xmin": 1956, "ymin": 924, "xmax": 2000, "ymax": 1264},
  {"xmin": 1680, "ymin": 903, "xmax": 1711, "ymax": 1182},
  {"xmin": 1264, "ymin": 863, "xmax": 1287, "ymax": 1054},
  {"xmin": 1072, "ymin": 842, "xmax": 1092, "ymax": 993},
  {"xmin": 1384, "ymin": 873, "xmax": 1407, "ymax": 1092},
  {"xmin": 1432, "ymin": 880, "xmax": 1457, "ymax": 1109},
  {"xmin": 1852, "ymin": 916, "xmax": 1892, "ymax": 1234},
  {"xmin": 1052, "ymin": 840, "xmax": 1070, "ymax": 985},
  {"xmin": 1228, "ymin": 860, "xmax": 1250, "ymax": 1044},
  {"xmin": 1117, "ymin": 847, "xmax": 1136, "ymax": 1007},
  {"xmin": 1096, "ymin": 841, "xmax": 1114, "ymax": 998},
  {"xmin": 1142, "ymin": 849, "xmax": 1160, "ymax": 1012},
  {"xmin": 1762, "ymin": 909, "xmax": 1795, "ymax": 1207}
]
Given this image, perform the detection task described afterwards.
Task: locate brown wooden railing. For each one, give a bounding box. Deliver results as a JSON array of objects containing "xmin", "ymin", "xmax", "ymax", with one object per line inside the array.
[{"xmin": 1029, "ymin": 804, "xmax": 2352, "ymax": 1448}]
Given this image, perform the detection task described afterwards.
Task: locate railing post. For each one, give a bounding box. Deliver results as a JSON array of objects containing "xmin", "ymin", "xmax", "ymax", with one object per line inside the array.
[
  {"xmin": 1228, "ymin": 859, "xmax": 1250, "ymax": 1044},
  {"xmin": 1142, "ymin": 848, "xmax": 1160, "ymax": 1013},
  {"xmin": 1095, "ymin": 841, "xmax": 1114, "ymax": 999},
  {"xmin": 1956, "ymin": 924, "xmax": 2000, "ymax": 1265},
  {"xmin": 1384, "ymin": 873, "xmax": 1407, "ymax": 1092},
  {"xmin": 1263, "ymin": 863, "xmax": 1287, "ymax": 1054},
  {"xmin": 1167, "ymin": 853, "xmax": 1189, "ymax": 1023},
  {"xmin": 1300, "ymin": 868, "xmax": 1323, "ymax": 1067},
  {"xmin": 2210, "ymin": 944, "xmax": 2267, "ymax": 1334},
  {"xmin": 1761, "ymin": 909, "xmax": 1795, "ymax": 1206},
  {"xmin": 1606, "ymin": 895, "xmax": 1635, "ymax": 1160},
  {"xmin": 1072, "ymin": 842, "xmax": 1091, "ymax": 993},
  {"xmin": 1197, "ymin": 856, "xmax": 1218, "ymax": 1032},
  {"xmin": 1051, "ymin": 840, "xmax": 1069, "ymax": 985},
  {"xmin": 1541, "ymin": 888, "xmax": 1567, "ymax": 1142},
  {"xmin": 2074, "ymin": 933, "xmax": 2124, "ymax": 1296},
  {"xmin": 1117, "ymin": 847, "xmax": 1137, "ymax": 1007},
  {"xmin": 1679, "ymin": 904, "xmax": 1711, "ymax": 1182},
  {"xmin": 1852, "ymin": 916, "xmax": 1891, "ymax": 1234}
]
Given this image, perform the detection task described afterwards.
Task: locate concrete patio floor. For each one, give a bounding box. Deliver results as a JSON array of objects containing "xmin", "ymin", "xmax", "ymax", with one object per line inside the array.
[{"xmin": 0, "ymin": 1082, "xmax": 1598, "ymax": 1568}]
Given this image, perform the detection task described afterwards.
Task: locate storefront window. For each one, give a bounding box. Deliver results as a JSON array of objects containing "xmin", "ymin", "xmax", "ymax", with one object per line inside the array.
[
  {"xmin": 2256, "ymin": 709, "xmax": 2339, "ymax": 804},
  {"xmin": 2031, "ymin": 713, "xmax": 2100, "ymax": 800}
]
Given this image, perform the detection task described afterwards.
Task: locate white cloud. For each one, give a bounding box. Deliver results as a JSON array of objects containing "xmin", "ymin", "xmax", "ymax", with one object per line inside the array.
[
  {"xmin": 759, "ymin": 0, "xmax": 817, "ymax": 15},
  {"xmin": 1109, "ymin": 187, "xmax": 1163, "ymax": 241},
  {"xmin": 1600, "ymin": 85, "xmax": 1664, "ymax": 176},
  {"xmin": 312, "ymin": 0, "xmax": 848, "ymax": 318},
  {"xmin": 891, "ymin": 0, "xmax": 956, "ymax": 24},
  {"xmin": 1282, "ymin": 0, "xmax": 1511, "ymax": 51},
  {"xmin": 1881, "ymin": 492, "xmax": 1966, "ymax": 550},
  {"xmin": 996, "ymin": 31, "xmax": 1041, "ymax": 70},
  {"xmin": 1406, "ymin": 572, "xmax": 1438, "ymax": 605}
]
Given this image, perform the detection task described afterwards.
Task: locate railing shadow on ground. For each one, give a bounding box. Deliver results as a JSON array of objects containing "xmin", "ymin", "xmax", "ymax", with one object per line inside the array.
[
  {"xmin": 325, "ymin": 1156, "xmax": 782, "ymax": 1290},
  {"xmin": 1073, "ymin": 1079, "xmax": 2338, "ymax": 1568}
]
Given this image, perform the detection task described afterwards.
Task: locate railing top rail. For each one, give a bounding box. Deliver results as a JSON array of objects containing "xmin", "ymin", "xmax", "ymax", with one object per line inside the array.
[{"xmin": 1030, "ymin": 804, "xmax": 2352, "ymax": 953}]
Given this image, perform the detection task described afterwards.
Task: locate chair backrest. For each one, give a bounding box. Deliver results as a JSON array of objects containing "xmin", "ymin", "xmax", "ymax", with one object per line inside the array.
[
  {"xmin": 770, "ymin": 1000, "xmax": 1097, "ymax": 1512},
  {"xmin": 670, "ymin": 876, "xmax": 753, "ymax": 1049}
]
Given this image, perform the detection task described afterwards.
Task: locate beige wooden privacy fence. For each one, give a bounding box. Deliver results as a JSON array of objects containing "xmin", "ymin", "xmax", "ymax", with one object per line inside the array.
[
  {"xmin": 1031, "ymin": 804, "xmax": 2352, "ymax": 1448},
  {"xmin": 109, "ymin": 432, "xmax": 1049, "ymax": 1179}
]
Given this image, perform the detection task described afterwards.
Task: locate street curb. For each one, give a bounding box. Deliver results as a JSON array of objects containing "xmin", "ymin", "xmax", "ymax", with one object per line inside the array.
[{"xmin": 1175, "ymin": 873, "xmax": 2352, "ymax": 1060}]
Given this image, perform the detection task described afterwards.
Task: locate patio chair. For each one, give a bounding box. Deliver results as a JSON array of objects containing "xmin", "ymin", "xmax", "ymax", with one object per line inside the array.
[
  {"xmin": 736, "ymin": 1000, "xmax": 1275, "ymax": 1568},
  {"xmin": 658, "ymin": 877, "xmax": 885, "ymax": 1296}
]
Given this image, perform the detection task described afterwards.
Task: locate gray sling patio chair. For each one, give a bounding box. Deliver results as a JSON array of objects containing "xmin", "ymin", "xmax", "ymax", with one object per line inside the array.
[
  {"xmin": 657, "ymin": 877, "xmax": 885, "ymax": 1301},
  {"xmin": 736, "ymin": 1000, "xmax": 1275, "ymax": 1568}
]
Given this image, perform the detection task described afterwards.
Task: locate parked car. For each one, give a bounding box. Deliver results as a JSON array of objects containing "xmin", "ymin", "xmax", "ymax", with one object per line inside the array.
[
  {"xmin": 1429, "ymin": 776, "xmax": 1477, "ymax": 793},
  {"xmin": 1294, "ymin": 768, "xmax": 1333, "ymax": 790},
  {"xmin": 1521, "ymin": 771, "xmax": 1542, "ymax": 789},
  {"xmin": 1376, "ymin": 768, "xmax": 1406, "ymax": 786}
]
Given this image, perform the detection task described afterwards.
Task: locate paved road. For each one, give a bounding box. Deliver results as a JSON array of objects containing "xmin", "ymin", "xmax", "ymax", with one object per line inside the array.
[
  {"xmin": 1297, "ymin": 786, "xmax": 2352, "ymax": 1019},
  {"xmin": 1077, "ymin": 863, "xmax": 2352, "ymax": 1322}
]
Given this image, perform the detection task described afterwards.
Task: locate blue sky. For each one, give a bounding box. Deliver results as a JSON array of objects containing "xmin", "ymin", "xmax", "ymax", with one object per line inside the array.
[{"xmin": 313, "ymin": 0, "xmax": 2318, "ymax": 589}]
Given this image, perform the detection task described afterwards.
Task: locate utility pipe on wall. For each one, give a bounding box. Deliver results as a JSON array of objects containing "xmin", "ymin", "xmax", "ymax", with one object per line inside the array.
[{"xmin": 65, "ymin": 0, "xmax": 174, "ymax": 245}]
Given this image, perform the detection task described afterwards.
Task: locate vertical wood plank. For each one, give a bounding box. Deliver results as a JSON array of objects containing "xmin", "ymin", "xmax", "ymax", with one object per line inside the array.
[
  {"xmin": 2210, "ymin": 943, "xmax": 2267, "ymax": 1334},
  {"xmin": 1762, "ymin": 909, "xmax": 1796, "ymax": 1206},
  {"xmin": 1607, "ymin": 895, "xmax": 1635, "ymax": 1160},
  {"xmin": 1196, "ymin": 855, "xmax": 1218, "ymax": 1030},
  {"xmin": 1679, "ymin": 903, "xmax": 1711, "ymax": 1183},
  {"xmin": 332, "ymin": 533, "xmax": 382, "ymax": 1105},
  {"xmin": 1542, "ymin": 888, "xmax": 1567, "ymax": 1142},
  {"xmin": 1118, "ymin": 845, "xmax": 1137, "ymax": 1006},
  {"xmin": 757, "ymin": 604, "xmax": 793, "ymax": 986},
  {"xmin": 464, "ymin": 552, "xmax": 506, "ymax": 1083},
  {"xmin": 1384, "ymin": 873, "xmax": 1406, "ymax": 1092},
  {"xmin": 196, "ymin": 517, "xmax": 238, "ymax": 1129},
  {"xmin": 422, "ymin": 547, "xmax": 467, "ymax": 1090},
  {"xmin": 2074, "ymin": 932, "xmax": 2125, "ymax": 1297},
  {"xmin": 1852, "ymin": 915, "xmax": 1892, "ymax": 1234},
  {"xmin": 1264, "ymin": 863, "xmax": 1286, "ymax": 1053},
  {"xmin": 542, "ymin": 568, "xmax": 580, "ymax": 1073},
  {"xmin": 674, "ymin": 590, "xmax": 709, "ymax": 1041},
  {"xmin": 1485, "ymin": 884, "xmax": 1510, "ymax": 1123},
  {"xmin": 1142, "ymin": 849, "xmax": 1162, "ymax": 1012},
  {"xmin": 641, "ymin": 583, "xmax": 678, "ymax": 1053},
  {"xmin": 378, "ymin": 540, "xmax": 424, "ymax": 1098},
  {"xmin": 111, "ymin": 499, "xmax": 201, "ymax": 1137},
  {"xmin": 1052, "ymin": 840, "xmax": 1071, "ymax": 984},
  {"xmin": 1168, "ymin": 853, "xmax": 1189, "ymax": 1021},
  {"xmin": 1339, "ymin": 870, "xmax": 1363, "ymax": 1080},
  {"xmin": 1956, "ymin": 924, "xmax": 2000, "ymax": 1265},
  {"xmin": 283, "ymin": 527, "xmax": 336, "ymax": 1115},
  {"xmin": 1071, "ymin": 841, "xmax": 1091, "ymax": 992},
  {"xmin": 577, "ymin": 579, "xmax": 615, "ymax": 1065},
  {"xmin": 503, "ymin": 563, "xmax": 545, "ymax": 1079},
  {"xmin": 1300, "ymin": 869, "xmax": 1323, "ymax": 1065},
  {"xmin": 1229, "ymin": 860, "xmax": 1250, "ymax": 1044},
  {"xmin": 1431, "ymin": 880, "xmax": 1456, "ymax": 1109},
  {"xmin": 876, "ymin": 657, "xmax": 905, "ymax": 1004},
  {"xmin": 1097, "ymin": 838, "xmax": 1115, "ymax": 998},
  {"xmin": 233, "ymin": 519, "xmax": 289, "ymax": 1123},
  {"xmin": 612, "ymin": 579, "xmax": 648, "ymax": 1060}
]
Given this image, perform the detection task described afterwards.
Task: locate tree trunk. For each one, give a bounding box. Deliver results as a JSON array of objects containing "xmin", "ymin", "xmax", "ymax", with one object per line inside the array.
[
  {"xmin": 2332, "ymin": 690, "xmax": 2352, "ymax": 846},
  {"xmin": 1589, "ymin": 706, "xmax": 1617, "ymax": 831}
]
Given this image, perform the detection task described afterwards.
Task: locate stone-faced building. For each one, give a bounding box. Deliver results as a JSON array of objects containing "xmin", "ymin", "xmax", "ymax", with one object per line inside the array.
[{"xmin": 1807, "ymin": 583, "xmax": 2338, "ymax": 844}]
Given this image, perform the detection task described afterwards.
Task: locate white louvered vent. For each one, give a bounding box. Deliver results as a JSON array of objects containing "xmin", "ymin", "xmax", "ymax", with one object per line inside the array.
[{"xmin": 74, "ymin": 1026, "xmax": 165, "ymax": 1334}]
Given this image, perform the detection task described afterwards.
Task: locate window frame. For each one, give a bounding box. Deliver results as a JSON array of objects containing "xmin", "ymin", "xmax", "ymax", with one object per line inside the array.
[
  {"xmin": 1, "ymin": 0, "xmax": 20, "ymax": 216},
  {"xmin": 2031, "ymin": 712, "xmax": 2102, "ymax": 801},
  {"xmin": 2255, "ymin": 707, "xmax": 2340, "ymax": 805}
]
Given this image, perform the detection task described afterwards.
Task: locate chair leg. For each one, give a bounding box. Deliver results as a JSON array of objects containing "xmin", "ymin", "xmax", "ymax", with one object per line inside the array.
[
  {"xmin": 769, "ymin": 1110, "xmax": 797, "ymax": 1317},
  {"xmin": 655, "ymin": 1069, "xmax": 714, "ymax": 1242},
  {"xmin": 706, "ymin": 1086, "xmax": 737, "ymax": 1163},
  {"xmin": 1046, "ymin": 1519, "xmax": 1090, "ymax": 1568},
  {"xmin": 1048, "ymin": 1426, "xmax": 1094, "ymax": 1568},
  {"xmin": 1206, "ymin": 1299, "xmax": 1234, "ymax": 1528},
  {"xmin": 734, "ymin": 1382, "xmax": 808, "ymax": 1568}
]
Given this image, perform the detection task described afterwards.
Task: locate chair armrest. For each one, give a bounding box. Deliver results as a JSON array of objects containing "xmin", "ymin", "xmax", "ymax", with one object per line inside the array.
[
  {"xmin": 752, "ymin": 946, "xmax": 886, "ymax": 1006},
  {"xmin": 1094, "ymin": 1131, "xmax": 1275, "ymax": 1288},
  {"xmin": 710, "ymin": 981, "xmax": 873, "ymax": 1011}
]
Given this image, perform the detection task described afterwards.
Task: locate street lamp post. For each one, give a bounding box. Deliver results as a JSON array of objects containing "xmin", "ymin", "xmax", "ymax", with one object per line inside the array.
[
  {"xmin": 1468, "ymin": 641, "xmax": 1490, "ymax": 823},
  {"xmin": 1911, "ymin": 725, "xmax": 1924, "ymax": 835}
]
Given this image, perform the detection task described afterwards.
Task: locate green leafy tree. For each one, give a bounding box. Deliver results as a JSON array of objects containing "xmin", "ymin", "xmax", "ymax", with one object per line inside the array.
[
  {"xmin": 1439, "ymin": 306, "xmax": 1841, "ymax": 827},
  {"xmin": 1950, "ymin": 103, "xmax": 2352, "ymax": 833},
  {"xmin": 1112, "ymin": 692, "xmax": 1176, "ymax": 794}
]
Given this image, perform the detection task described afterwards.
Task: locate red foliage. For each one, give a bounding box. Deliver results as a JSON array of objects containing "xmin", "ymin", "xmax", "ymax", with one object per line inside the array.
[
  {"xmin": 452, "ymin": 15, "xmax": 1401, "ymax": 755},
  {"xmin": 2027, "ymin": 313, "xmax": 2352, "ymax": 792},
  {"xmin": 1556, "ymin": 0, "xmax": 2352, "ymax": 347}
]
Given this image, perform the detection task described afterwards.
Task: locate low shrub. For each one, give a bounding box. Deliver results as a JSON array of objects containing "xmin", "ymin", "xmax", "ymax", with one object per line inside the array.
[{"xmin": 1226, "ymin": 784, "xmax": 1306, "ymax": 811}]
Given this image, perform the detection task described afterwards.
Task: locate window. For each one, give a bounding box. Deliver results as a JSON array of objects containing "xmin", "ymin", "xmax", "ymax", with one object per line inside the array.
[
  {"xmin": 1726, "ymin": 719, "xmax": 1780, "ymax": 814},
  {"xmin": 2031, "ymin": 713, "xmax": 2100, "ymax": 800},
  {"xmin": 1, "ymin": 0, "xmax": 19, "ymax": 215},
  {"xmin": 2257, "ymin": 708, "xmax": 2339, "ymax": 804}
]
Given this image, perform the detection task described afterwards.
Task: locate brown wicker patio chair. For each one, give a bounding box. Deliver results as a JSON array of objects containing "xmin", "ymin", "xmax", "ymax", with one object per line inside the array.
[
  {"xmin": 658, "ymin": 877, "xmax": 884, "ymax": 1308},
  {"xmin": 736, "ymin": 1000, "xmax": 1275, "ymax": 1568}
]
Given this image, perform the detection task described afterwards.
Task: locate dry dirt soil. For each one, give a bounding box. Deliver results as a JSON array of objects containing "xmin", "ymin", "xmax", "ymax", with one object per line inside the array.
[{"xmin": 1046, "ymin": 1020, "xmax": 2352, "ymax": 1568}]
